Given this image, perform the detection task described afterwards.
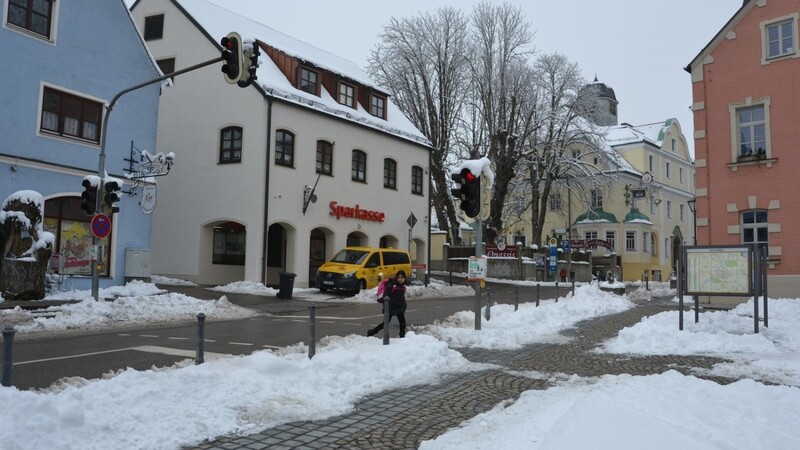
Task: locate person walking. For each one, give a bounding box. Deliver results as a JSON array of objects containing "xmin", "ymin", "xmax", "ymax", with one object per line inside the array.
[{"xmin": 368, "ymin": 270, "xmax": 408, "ymax": 338}]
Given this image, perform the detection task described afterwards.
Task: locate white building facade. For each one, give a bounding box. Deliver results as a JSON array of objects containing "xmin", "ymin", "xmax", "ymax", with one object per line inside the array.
[{"xmin": 130, "ymin": 0, "xmax": 431, "ymax": 288}]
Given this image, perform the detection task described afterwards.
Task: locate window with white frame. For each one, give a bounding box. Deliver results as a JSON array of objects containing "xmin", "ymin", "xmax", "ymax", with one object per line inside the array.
[
  {"xmin": 40, "ymin": 87, "xmax": 102, "ymax": 144},
  {"xmin": 605, "ymin": 231, "xmax": 615, "ymax": 252},
  {"xmin": 549, "ymin": 193, "xmax": 561, "ymax": 211},
  {"xmin": 665, "ymin": 162, "xmax": 671, "ymax": 179},
  {"xmin": 666, "ymin": 200, "xmax": 672, "ymax": 219},
  {"xmin": 679, "ymin": 167, "xmax": 684, "ymax": 183},
  {"xmin": 7, "ymin": 0, "xmax": 56, "ymax": 39},
  {"xmin": 591, "ymin": 190, "xmax": 603, "ymax": 209},
  {"xmin": 762, "ymin": 16, "xmax": 797, "ymax": 61},
  {"xmin": 626, "ymin": 231, "xmax": 636, "ymax": 252},
  {"xmin": 585, "ymin": 231, "xmax": 598, "ymax": 250},
  {"xmin": 339, "ymin": 83, "xmax": 355, "ymax": 108},
  {"xmin": 729, "ymin": 99, "xmax": 771, "ymax": 162},
  {"xmin": 680, "ymin": 204, "xmax": 685, "ymax": 222},
  {"xmin": 648, "ymin": 155, "xmax": 654, "ymax": 172},
  {"xmin": 742, "ymin": 210, "xmax": 769, "ymax": 255},
  {"xmin": 671, "ymin": 138, "xmax": 676, "ymax": 152}
]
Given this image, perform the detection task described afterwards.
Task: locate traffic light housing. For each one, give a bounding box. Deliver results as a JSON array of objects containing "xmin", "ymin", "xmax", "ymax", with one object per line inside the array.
[
  {"xmin": 220, "ymin": 32, "xmax": 244, "ymax": 84},
  {"xmin": 81, "ymin": 179, "xmax": 97, "ymax": 216},
  {"xmin": 103, "ymin": 180, "xmax": 121, "ymax": 214},
  {"xmin": 450, "ymin": 168, "xmax": 480, "ymax": 218},
  {"xmin": 237, "ymin": 42, "xmax": 260, "ymax": 88}
]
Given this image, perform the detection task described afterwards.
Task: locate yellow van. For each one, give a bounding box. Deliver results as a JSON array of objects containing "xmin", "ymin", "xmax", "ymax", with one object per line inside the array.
[{"xmin": 315, "ymin": 247, "xmax": 412, "ymax": 293}]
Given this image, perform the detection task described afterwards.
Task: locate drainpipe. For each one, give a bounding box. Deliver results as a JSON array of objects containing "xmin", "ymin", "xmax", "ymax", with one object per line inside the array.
[
  {"xmin": 426, "ymin": 145, "xmax": 432, "ymax": 287},
  {"xmin": 261, "ymin": 95, "xmax": 273, "ymax": 284}
]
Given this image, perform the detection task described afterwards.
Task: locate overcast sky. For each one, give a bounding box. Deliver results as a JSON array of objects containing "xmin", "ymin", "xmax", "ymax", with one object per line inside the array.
[{"xmin": 129, "ymin": 0, "xmax": 746, "ymax": 158}]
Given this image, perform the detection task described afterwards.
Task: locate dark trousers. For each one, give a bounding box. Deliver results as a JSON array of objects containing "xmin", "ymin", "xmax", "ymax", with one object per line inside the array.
[{"xmin": 369, "ymin": 313, "xmax": 406, "ymax": 337}]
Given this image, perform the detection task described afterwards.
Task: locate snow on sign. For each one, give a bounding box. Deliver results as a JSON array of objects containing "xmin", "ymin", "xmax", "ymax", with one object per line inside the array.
[
  {"xmin": 91, "ymin": 213, "xmax": 112, "ymax": 239},
  {"xmin": 467, "ymin": 256, "xmax": 487, "ymax": 281}
]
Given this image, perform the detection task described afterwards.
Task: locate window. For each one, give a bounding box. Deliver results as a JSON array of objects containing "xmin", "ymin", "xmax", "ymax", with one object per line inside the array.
[
  {"xmin": 299, "ymin": 68, "xmax": 318, "ymax": 95},
  {"xmin": 665, "ymin": 162, "xmax": 671, "ymax": 179},
  {"xmin": 339, "ymin": 83, "xmax": 355, "ymax": 108},
  {"xmin": 572, "ymin": 150, "xmax": 581, "ymax": 159},
  {"xmin": 605, "ymin": 231, "xmax": 616, "ymax": 252},
  {"xmin": 626, "ymin": 231, "xmax": 636, "ymax": 252},
  {"xmin": 383, "ymin": 158, "xmax": 397, "ymax": 189},
  {"xmin": 642, "ymin": 232, "xmax": 649, "ymax": 253},
  {"xmin": 665, "ymin": 238, "xmax": 670, "ymax": 259},
  {"xmin": 370, "ymin": 94, "xmax": 386, "ymax": 119},
  {"xmin": 411, "ymin": 166, "xmax": 424, "ymax": 195},
  {"xmin": 648, "ymin": 155, "xmax": 654, "ymax": 172},
  {"xmin": 651, "ymin": 233, "xmax": 657, "ymax": 256},
  {"xmin": 219, "ymin": 126, "xmax": 242, "ymax": 163},
  {"xmin": 671, "ymin": 138, "xmax": 676, "ymax": 152},
  {"xmin": 766, "ymin": 19, "xmax": 795, "ymax": 59},
  {"xmin": 316, "ymin": 140, "xmax": 333, "ymax": 175},
  {"xmin": 213, "ymin": 223, "xmax": 246, "ymax": 265},
  {"xmin": 44, "ymin": 197, "xmax": 111, "ymax": 277},
  {"xmin": 585, "ymin": 231, "xmax": 598, "ymax": 250},
  {"xmin": 742, "ymin": 210, "xmax": 768, "ymax": 255},
  {"xmin": 144, "ymin": 14, "xmax": 164, "ymax": 41},
  {"xmin": 7, "ymin": 0, "xmax": 54, "ymax": 38},
  {"xmin": 352, "ymin": 150, "xmax": 366, "ymax": 182},
  {"xmin": 275, "ymin": 129, "xmax": 294, "ymax": 167},
  {"xmin": 382, "ymin": 251, "xmax": 410, "ymax": 265},
  {"xmin": 679, "ymin": 167, "xmax": 684, "ymax": 183},
  {"xmin": 737, "ymin": 105, "xmax": 766, "ymax": 157},
  {"xmin": 549, "ymin": 193, "xmax": 562, "ymax": 211},
  {"xmin": 591, "ymin": 190, "xmax": 603, "ymax": 209},
  {"xmin": 40, "ymin": 87, "xmax": 102, "ymax": 144},
  {"xmin": 666, "ymin": 200, "xmax": 672, "ymax": 219},
  {"xmin": 680, "ymin": 204, "xmax": 685, "ymax": 222},
  {"xmin": 156, "ymin": 57, "xmax": 175, "ymax": 83}
]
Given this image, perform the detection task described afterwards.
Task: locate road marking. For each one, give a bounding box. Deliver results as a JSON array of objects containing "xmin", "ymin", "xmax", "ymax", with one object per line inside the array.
[
  {"xmin": 228, "ymin": 342, "xmax": 253, "ymax": 346},
  {"xmin": 320, "ymin": 320, "xmax": 336, "ymax": 324},
  {"xmin": 168, "ymin": 337, "xmax": 188, "ymax": 340},
  {"xmin": 345, "ymin": 323, "xmax": 364, "ymax": 326},
  {"xmin": 117, "ymin": 333, "xmax": 131, "ymax": 336},
  {"xmin": 14, "ymin": 345, "xmax": 223, "ymax": 366},
  {"xmin": 263, "ymin": 345, "xmax": 282, "ymax": 349},
  {"xmin": 140, "ymin": 334, "xmax": 159, "ymax": 338}
]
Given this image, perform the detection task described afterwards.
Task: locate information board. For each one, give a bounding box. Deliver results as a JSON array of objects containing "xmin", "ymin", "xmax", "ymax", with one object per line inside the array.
[{"xmin": 685, "ymin": 246, "xmax": 752, "ymax": 296}]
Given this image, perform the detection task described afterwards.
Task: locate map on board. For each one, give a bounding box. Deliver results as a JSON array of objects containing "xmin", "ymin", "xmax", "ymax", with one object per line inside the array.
[{"xmin": 686, "ymin": 247, "xmax": 751, "ymax": 295}]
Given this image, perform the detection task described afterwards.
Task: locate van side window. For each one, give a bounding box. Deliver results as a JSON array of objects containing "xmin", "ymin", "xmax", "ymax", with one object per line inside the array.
[
  {"xmin": 366, "ymin": 253, "xmax": 380, "ymax": 267},
  {"xmin": 383, "ymin": 251, "xmax": 409, "ymax": 265}
]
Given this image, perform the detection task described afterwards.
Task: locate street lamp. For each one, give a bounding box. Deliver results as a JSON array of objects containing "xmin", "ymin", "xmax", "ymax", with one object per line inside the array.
[{"xmin": 687, "ymin": 198, "xmax": 697, "ymax": 245}]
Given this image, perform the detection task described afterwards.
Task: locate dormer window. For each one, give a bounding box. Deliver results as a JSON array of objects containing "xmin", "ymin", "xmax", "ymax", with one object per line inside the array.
[
  {"xmin": 7, "ymin": 0, "xmax": 54, "ymax": 39},
  {"xmin": 339, "ymin": 83, "xmax": 355, "ymax": 108},
  {"xmin": 299, "ymin": 67, "xmax": 318, "ymax": 95},
  {"xmin": 370, "ymin": 94, "xmax": 386, "ymax": 119}
]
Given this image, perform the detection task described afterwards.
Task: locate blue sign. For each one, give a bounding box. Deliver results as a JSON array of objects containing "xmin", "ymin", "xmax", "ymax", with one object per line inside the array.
[
  {"xmin": 549, "ymin": 244, "xmax": 557, "ymax": 272},
  {"xmin": 562, "ymin": 240, "xmax": 570, "ymax": 250}
]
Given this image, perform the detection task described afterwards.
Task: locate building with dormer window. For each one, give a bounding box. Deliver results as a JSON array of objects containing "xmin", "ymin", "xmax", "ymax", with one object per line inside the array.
[{"xmin": 130, "ymin": 0, "xmax": 431, "ymax": 289}]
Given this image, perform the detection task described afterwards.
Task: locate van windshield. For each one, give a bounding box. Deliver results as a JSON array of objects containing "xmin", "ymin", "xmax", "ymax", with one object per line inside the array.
[{"xmin": 331, "ymin": 249, "xmax": 369, "ymax": 265}]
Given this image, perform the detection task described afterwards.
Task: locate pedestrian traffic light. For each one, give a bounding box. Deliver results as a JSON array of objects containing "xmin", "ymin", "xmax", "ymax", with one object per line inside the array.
[
  {"xmin": 237, "ymin": 42, "xmax": 260, "ymax": 88},
  {"xmin": 81, "ymin": 179, "xmax": 97, "ymax": 216},
  {"xmin": 103, "ymin": 180, "xmax": 121, "ymax": 214},
  {"xmin": 220, "ymin": 32, "xmax": 243, "ymax": 84},
  {"xmin": 450, "ymin": 168, "xmax": 480, "ymax": 218}
]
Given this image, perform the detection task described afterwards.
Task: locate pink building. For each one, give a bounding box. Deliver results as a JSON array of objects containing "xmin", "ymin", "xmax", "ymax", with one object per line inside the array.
[{"xmin": 686, "ymin": 0, "xmax": 799, "ymax": 297}]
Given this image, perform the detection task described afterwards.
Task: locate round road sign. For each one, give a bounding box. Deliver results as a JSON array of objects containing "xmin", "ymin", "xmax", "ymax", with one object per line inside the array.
[{"xmin": 91, "ymin": 213, "xmax": 112, "ymax": 239}]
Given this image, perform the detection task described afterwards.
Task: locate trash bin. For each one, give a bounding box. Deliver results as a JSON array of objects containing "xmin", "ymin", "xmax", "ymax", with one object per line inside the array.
[{"xmin": 277, "ymin": 272, "xmax": 297, "ymax": 299}]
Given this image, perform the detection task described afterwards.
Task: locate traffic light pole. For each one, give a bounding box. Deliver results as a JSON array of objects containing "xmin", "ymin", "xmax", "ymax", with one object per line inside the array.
[
  {"xmin": 90, "ymin": 56, "xmax": 223, "ymax": 300},
  {"xmin": 474, "ymin": 216, "xmax": 482, "ymax": 331}
]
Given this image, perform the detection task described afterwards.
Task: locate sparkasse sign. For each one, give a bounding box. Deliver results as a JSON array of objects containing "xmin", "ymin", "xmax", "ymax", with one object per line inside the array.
[{"xmin": 329, "ymin": 201, "xmax": 385, "ymax": 222}]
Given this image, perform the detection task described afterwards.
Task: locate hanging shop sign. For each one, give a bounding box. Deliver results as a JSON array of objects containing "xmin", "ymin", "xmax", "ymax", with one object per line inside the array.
[{"xmin": 329, "ymin": 201, "xmax": 386, "ymax": 222}]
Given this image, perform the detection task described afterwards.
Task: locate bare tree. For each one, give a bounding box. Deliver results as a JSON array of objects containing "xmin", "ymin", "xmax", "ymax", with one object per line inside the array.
[
  {"xmin": 517, "ymin": 53, "xmax": 620, "ymax": 247},
  {"xmin": 465, "ymin": 2, "xmax": 538, "ymax": 243},
  {"xmin": 368, "ymin": 8, "xmax": 470, "ymax": 244}
]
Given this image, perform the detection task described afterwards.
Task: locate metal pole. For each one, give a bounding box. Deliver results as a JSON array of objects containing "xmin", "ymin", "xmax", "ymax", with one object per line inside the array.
[
  {"xmin": 678, "ymin": 246, "xmax": 684, "ymax": 331},
  {"xmin": 536, "ymin": 283, "xmax": 540, "ymax": 307},
  {"xmin": 753, "ymin": 245, "xmax": 760, "ymax": 334},
  {"xmin": 195, "ymin": 313, "xmax": 206, "ymax": 365},
  {"xmin": 514, "ymin": 286, "xmax": 519, "ymax": 311},
  {"xmin": 91, "ymin": 56, "xmax": 224, "ymax": 301},
  {"xmin": 382, "ymin": 296, "xmax": 390, "ymax": 345},
  {"xmin": 484, "ymin": 287, "xmax": 492, "ymax": 321},
  {"xmin": 555, "ymin": 281, "xmax": 559, "ymax": 303},
  {"xmin": 309, "ymin": 304, "xmax": 317, "ymax": 358},
  {"xmin": 762, "ymin": 247, "xmax": 768, "ymax": 328},
  {"xmin": 2, "ymin": 325, "xmax": 16, "ymax": 387},
  {"xmin": 474, "ymin": 217, "xmax": 482, "ymax": 331}
]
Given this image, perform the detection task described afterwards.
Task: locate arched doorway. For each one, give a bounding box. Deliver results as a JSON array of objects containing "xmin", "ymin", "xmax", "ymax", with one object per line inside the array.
[
  {"xmin": 308, "ymin": 227, "xmax": 332, "ymax": 287},
  {"xmin": 267, "ymin": 223, "xmax": 288, "ymax": 287},
  {"xmin": 347, "ymin": 231, "xmax": 367, "ymax": 247},
  {"xmin": 379, "ymin": 234, "xmax": 400, "ymax": 249}
]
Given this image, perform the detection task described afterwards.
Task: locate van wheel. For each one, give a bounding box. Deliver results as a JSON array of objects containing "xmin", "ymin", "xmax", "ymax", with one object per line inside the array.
[
  {"xmin": 354, "ymin": 279, "xmax": 366, "ymax": 295},
  {"xmin": 319, "ymin": 286, "xmax": 328, "ymax": 293}
]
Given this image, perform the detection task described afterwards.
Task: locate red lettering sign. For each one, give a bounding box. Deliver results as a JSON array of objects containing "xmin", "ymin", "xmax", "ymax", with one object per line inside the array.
[
  {"xmin": 485, "ymin": 245, "xmax": 517, "ymax": 258},
  {"xmin": 329, "ymin": 201, "xmax": 386, "ymax": 223}
]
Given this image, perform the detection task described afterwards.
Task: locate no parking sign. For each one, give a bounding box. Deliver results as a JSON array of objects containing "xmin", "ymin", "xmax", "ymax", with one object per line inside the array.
[{"xmin": 90, "ymin": 213, "xmax": 112, "ymax": 239}]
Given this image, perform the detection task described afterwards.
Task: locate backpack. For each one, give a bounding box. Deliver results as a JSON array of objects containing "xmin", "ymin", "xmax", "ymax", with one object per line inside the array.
[{"xmin": 376, "ymin": 278, "xmax": 392, "ymax": 302}]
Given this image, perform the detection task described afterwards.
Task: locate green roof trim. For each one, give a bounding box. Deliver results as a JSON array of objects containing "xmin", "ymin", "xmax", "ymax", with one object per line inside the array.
[
  {"xmin": 624, "ymin": 207, "xmax": 652, "ymax": 223},
  {"xmin": 575, "ymin": 208, "xmax": 618, "ymax": 223}
]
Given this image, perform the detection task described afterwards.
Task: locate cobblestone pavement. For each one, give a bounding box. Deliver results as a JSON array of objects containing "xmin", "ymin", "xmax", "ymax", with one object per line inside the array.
[{"xmin": 187, "ymin": 300, "xmax": 736, "ymax": 450}]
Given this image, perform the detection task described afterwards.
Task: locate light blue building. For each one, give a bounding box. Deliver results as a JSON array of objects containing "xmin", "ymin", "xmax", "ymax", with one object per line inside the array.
[{"xmin": 1, "ymin": 0, "xmax": 161, "ymax": 290}]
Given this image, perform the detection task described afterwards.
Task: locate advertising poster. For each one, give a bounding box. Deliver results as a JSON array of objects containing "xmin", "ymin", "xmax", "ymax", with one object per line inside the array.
[{"xmin": 44, "ymin": 218, "xmax": 110, "ymax": 276}]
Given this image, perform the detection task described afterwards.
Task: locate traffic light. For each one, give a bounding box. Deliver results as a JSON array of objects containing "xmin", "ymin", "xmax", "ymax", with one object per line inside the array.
[
  {"xmin": 237, "ymin": 42, "xmax": 260, "ymax": 88},
  {"xmin": 81, "ymin": 179, "xmax": 97, "ymax": 216},
  {"xmin": 103, "ymin": 180, "xmax": 121, "ymax": 214},
  {"xmin": 220, "ymin": 32, "xmax": 243, "ymax": 84},
  {"xmin": 450, "ymin": 168, "xmax": 480, "ymax": 218}
]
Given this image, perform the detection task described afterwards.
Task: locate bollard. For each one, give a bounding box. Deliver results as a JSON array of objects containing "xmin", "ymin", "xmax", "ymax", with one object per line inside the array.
[
  {"xmin": 572, "ymin": 279, "xmax": 576, "ymax": 294},
  {"xmin": 449, "ymin": 271, "xmax": 453, "ymax": 286},
  {"xmin": 645, "ymin": 276, "xmax": 649, "ymax": 291},
  {"xmin": 484, "ymin": 288, "xmax": 492, "ymax": 321},
  {"xmin": 196, "ymin": 313, "xmax": 206, "ymax": 365},
  {"xmin": 536, "ymin": 283, "xmax": 541, "ymax": 307},
  {"xmin": 2, "ymin": 325, "xmax": 16, "ymax": 387},
  {"xmin": 555, "ymin": 281, "xmax": 559, "ymax": 303},
  {"xmin": 383, "ymin": 295, "xmax": 390, "ymax": 345},
  {"xmin": 309, "ymin": 304, "xmax": 317, "ymax": 359},
  {"xmin": 514, "ymin": 286, "xmax": 519, "ymax": 311}
]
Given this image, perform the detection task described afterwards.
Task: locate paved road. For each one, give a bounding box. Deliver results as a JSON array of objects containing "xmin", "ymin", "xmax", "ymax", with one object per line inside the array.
[{"xmin": 188, "ymin": 299, "xmax": 733, "ymax": 450}]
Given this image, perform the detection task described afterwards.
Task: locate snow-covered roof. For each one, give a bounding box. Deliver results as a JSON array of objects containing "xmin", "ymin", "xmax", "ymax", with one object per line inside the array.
[
  {"xmin": 605, "ymin": 120, "xmax": 674, "ymax": 149},
  {"xmin": 173, "ymin": 0, "xmax": 430, "ymax": 146}
]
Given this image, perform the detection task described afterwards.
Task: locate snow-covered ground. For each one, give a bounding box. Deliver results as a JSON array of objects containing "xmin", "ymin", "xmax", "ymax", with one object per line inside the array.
[{"xmin": 1, "ymin": 279, "xmax": 798, "ymax": 450}]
